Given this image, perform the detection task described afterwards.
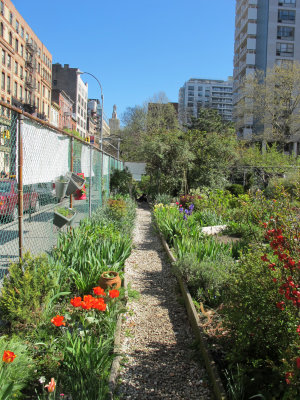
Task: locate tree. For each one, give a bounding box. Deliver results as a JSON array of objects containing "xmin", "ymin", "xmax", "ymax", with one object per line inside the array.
[{"xmin": 237, "ymin": 63, "xmax": 300, "ymax": 142}]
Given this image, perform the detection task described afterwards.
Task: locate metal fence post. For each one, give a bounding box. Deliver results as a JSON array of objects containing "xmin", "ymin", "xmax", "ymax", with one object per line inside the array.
[
  {"xmin": 70, "ymin": 137, "xmax": 74, "ymax": 209},
  {"xmin": 100, "ymin": 150, "xmax": 103, "ymax": 206},
  {"xmin": 89, "ymin": 145, "xmax": 92, "ymax": 217},
  {"xmin": 18, "ymin": 114, "xmax": 24, "ymax": 260}
]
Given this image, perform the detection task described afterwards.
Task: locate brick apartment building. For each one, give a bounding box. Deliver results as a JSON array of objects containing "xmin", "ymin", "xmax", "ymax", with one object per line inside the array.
[{"xmin": 0, "ymin": 0, "xmax": 52, "ymax": 120}]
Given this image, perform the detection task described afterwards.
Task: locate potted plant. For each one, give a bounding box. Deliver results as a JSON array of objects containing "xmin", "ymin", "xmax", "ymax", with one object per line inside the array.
[
  {"xmin": 65, "ymin": 172, "xmax": 85, "ymax": 196},
  {"xmin": 74, "ymin": 173, "xmax": 87, "ymax": 200},
  {"xmin": 53, "ymin": 206, "xmax": 76, "ymax": 228},
  {"xmin": 54, "ymin": 175, "xmax": 69, "ymax": 199},
  {"xmin": 99, "ymin": 270, "xmax": 121, "ymax": 290}
]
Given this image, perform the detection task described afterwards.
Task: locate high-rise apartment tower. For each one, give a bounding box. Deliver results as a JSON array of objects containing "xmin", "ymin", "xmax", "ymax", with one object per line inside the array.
[{"xmin": 234, "ymin": 0, "xmax": 300, "ymax": 145}]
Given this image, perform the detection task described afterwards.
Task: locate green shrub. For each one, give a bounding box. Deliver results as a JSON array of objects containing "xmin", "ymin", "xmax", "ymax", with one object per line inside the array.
[
  {"xmin": 0, "ymin": 253, "xmax": 59, "ymax": 326},
  {"xmin": 226, "ymin": 184, "xmax": 245, "ymax": 196},
  {"xmin": 0, "ymin": 336, "xmax": 34, "ymax": 399},
  {"xmin": 154, "ymin": 193, "xmax": 173, "ymax": 205},
  {"xmin": 175, "ymin": 253, "xmax": 235, "ymax": 306},
  {"xmin": 221, "ymin": 246, "xmax": 299, "ymax": 399}
]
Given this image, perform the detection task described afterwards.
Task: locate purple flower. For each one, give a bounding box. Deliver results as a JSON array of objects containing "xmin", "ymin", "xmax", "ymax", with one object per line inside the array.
[
  {"xmin": 179, "ymin": 207, "xmax": 184, "ymax": 213},
  {"xmin": 183, "ymin": 214, "xmax": 187, "ymax": 220},
  {"xmin": 189, "ymin": 204, "xmax": 194, "ymax": 211}
]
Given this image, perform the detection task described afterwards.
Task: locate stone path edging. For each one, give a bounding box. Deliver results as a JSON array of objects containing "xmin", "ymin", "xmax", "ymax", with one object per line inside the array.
[{"xmin": 158, "ymin": 231, "xmax": 227, "ymax": 400}]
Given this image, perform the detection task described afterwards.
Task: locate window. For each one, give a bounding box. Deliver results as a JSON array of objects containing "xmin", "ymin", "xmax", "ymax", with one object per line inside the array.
[
  {"xmin": 14, "ymin": 81, "xmax": 17, "ymax": 97},
  {"xmin": 14, "ymin": 61, "xmax": 18, "ymax": 74},
  {"xmin": 187, "ymin": 102, "xmax": 193, "ymax": 107},
  {"xmin": 37, "ymin": 97, "xmax": 39, "ymax": 111},
  {"xmin": 38, "ymin": 63, "xmax": 40, "ymax": 74},
  {"xmin": 15, "ymin": 38, "xmax": 18, "ymax": 52},
  {"xmin": 1, "ymin": 72, "xmax": 5, "ymax": 90},
  {"xmin": 0, "ymin": 22, "xmax": 3, "ymax": 37},
  {"xmin": 20, "ymin": 44, "xmax": 23, "ymax": 57},
  {"xmin": 25, "ymin": 32, "xmax": 28, "ymax": 42},
  {"xmin": 20, "ymin": 66, "xmax": 23, "ymax": 78},
  {"xmin": 278, "ymin": 10, "xmax": 296, "ymax": 23},
  {"xmin": 277, "ymin": 26, "xmax": 294, "ymax": 40},
  {"xmin": 7, "ymin": 75, "xmax": 10, "ymax": 93},
  {"xmin": 20, "ymin": 26, "xmax": 24, "ymax": 38},
  {"xmin": 19, "ymin": 85, "xmax": 22, "ymax": 100},
  {"xmin": 0, "ymin": 2, "xmax": 4, "ymax": 15},
  {"xmin": 37, "ymin": 81, "xmax": 40, "ymax": 92},
  {"xmin": 279, "ymin": 0, "xmax": 296, "ymax": 6},
  {"xmin": 9, "ymin": 12, "xmax": 13, "ymax": 25},
  {"xmin": 198, "ymin": 86, "xmax": 203, "ymax": 91},
  {"xmin": 276, "ymin": 42, "xmax": 294, "ymax": 56},
  {"xmin": 9, "ymin": 31, "xmax": 12, "ymax": 45},
  {"xmin": 15, "ymin": 20, "xmax": 19, "ymax": 32},
  {"xmin": 7, "ymin": 54, "xmax": 11, "ymax": 68},
  {"xmin": 187, "ymin": 86, "xmax": 194, "ymax": 90},
  {"xmin": 1, "ymin": 49, "xmax": 5, "ymax": 65}
]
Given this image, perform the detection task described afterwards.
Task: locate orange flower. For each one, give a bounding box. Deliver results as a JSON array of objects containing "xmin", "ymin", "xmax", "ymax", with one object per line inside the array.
[
  {"xmin": 93, "ymin": 286, "xmax": 105, "ymax": 296},
  {"xmin": 93, "ymin": 298, "xmax": 106, "ymax": 311},
  {"xmin": 45, "ymin": 378, "xmax": 56, "ymax": 393},
  {"xmin": 2, "ymin": 350, "xmax": 16, "ymax": 363},
  {"xmin": 70, "ymin": 296, "xmax": 82, "ymax": 307},
  {"xmin": 109, "ymin": 289, "xmax": 119, "ymax": 298},
  {"xmin": 51, "ymin": 315, "xmax": 65, "ymax": 327}
]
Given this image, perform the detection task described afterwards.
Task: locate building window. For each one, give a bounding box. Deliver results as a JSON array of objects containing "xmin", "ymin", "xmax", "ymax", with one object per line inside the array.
[
  {"xmin": 15, "ymin": 38, "xmax": 18, "ymax": 52},
  {"xmin": 9, "ymin": 31, "xmax": 12, "ymax": 45},
  {"xmin": 20, "ymin": 44, "xmax": 24, "ymax": 57},
  {"xmin": 21, "ymin": 26, "xmax": 24, "ymax": 38},
  {"xmin": 1, "ymin": 49, "xmax": 5, "ymax": 65},
  {"xmin": 277, "ymin": 26, "xmax": 294, "ymax": 40},
  {"xmin": 9, "ymin": 12, "xmax": 13, "ymax": 25},
  {"xmin": 7, "ymin": 54, "xmax": 11, "ymax": 68},
  {"xmin": 53, "ymin": 79, "xmax": 57, "ymax": 86},
  {"xmin": 38, "ymin": 63, "xmax": 40, "ymax": 74},
  {"xmin": 14, "ymin": 81, "xmax": 17, "ymax": 97},
  {"xmin": 37, "ymin": 97, "xmax": 39, "ymax": 111},
  {"xmin": 25, "ymin": 32, "xmax": 28, "ymax": 42},
  {"xmin": 7, "ymin": 75, "xmax": 10, "ymax": 93},
  {"xmin": 0, "ymin": 2, "xmax": 4, "ymax": 15},
  {"xmin": 14, "ymin": 61, "xmax": 18, "ymax": 74},
  {"xmin": 1, "ymin": 72, "xmax": 5, "ymax": 90},
  {"xmin": 0, "ymin": 22, "xmax": 3, "ymax": 37},
  {"xmin": 276, "ymin": 42, "xmax": 294, "ymax": 56},
  {"xmin": 37, "ymin": 81, "xmax": 40, "ymax": 92},
  {"xmin": 278, "ymin": 10, "xmax": 296, "ymax": 23},
  {"xmin": 15, "ymin": 20, "xmax": 19, "ymax": 33},
  {"xmin": 278, "ymin": 0, "xmax": 296, "ymax": 6},
  {"xmin": 187, "ymin": 86, "xmax": 194, "ymax": 90},
  {"xmin": 20, "ymin": 66, "xmax": 23, "ymax": 79},
  {"xmin": 19, "ymin": 85, "xmax": 22, "ymax": 100}
]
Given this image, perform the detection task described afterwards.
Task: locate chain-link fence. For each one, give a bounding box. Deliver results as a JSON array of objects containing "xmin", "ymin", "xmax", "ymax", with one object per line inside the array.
[{"xmin": 0, "ymin": 102, "xmax": 123, "ymax": 278}]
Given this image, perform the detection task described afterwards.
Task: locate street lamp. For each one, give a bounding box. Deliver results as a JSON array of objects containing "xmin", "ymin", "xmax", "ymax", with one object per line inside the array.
[{"xmin": 76, "ymin": 70, "xmax": 104, "ymax": 150}]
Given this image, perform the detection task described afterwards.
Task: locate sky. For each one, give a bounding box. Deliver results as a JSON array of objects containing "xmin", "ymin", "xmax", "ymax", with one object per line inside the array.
[{"xmin": 12, "ymin": 0, "xmax": 236, "ymax": 124}]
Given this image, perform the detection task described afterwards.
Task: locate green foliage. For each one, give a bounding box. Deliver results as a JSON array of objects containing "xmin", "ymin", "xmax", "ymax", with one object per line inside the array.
[
  {"xmin": 0, "ymin": 253, "xmax": 59, "ymax": 326},
  {"xmin": 221, "ymin": 246, "xmax": 298, "ymax": 399},
  {"xmin": 0, "ymin": 336, "xmax": 34, "ymax": 399},
  {"xmin": 110, "ymin": 168, "xmax": 133, "ymax": 196},
  {"xmin": 61, "ymin": 332, "xmax": 114, "ymax": 400},
  {"xmin": 154, "ymin": 193, "xmax": 173, "ymax": 205},
  {"xmin": 226, "ymin": 184, "xmax": 245, "ymax": 196},
  {"xmin": 175, "ymin": 253, "xmax": 235, "ymax": 306}
]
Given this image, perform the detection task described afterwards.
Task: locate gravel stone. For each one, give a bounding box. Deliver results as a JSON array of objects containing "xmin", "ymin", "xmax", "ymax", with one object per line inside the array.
[{"xmin": 117, "ymin": 205, "xmax": 212, "ymax": 400}]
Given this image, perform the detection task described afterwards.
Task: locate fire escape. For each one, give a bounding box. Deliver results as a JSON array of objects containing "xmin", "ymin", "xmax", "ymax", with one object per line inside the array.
[{"xmin": 24, "ymin": 41, "xmax": 37, "ymax": 115}]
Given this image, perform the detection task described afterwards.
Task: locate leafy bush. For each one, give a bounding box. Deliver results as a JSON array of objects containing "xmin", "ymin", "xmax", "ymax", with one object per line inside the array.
[
  {"xmin": 154, "ymin": 193, "xmax": 173, "ymax": 205},
  {"xmin": 226, "ymin": 184, "xmax": 245, "ymax": 196},
  {"xmin": 175, "ymin": 253, "xmax": 235, "ymax": 306},
  {"xmin": 0, "ymin": 253, "xmax": 59, "ymax": 326},
  {"xmin": 0, "ymin": 336, "xmax": 34, "ymax": 399},
  {"xmin": 109, "ymin": 168, "xmax": 133, "ymax": 196}
]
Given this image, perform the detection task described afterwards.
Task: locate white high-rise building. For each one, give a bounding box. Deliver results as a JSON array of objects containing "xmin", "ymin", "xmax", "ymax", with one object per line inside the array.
[
  {"xmin": 234, "ymin": 0, "xmax": 300, "ymax": 147},
  {"xmin": 178, "ymin": 78, "xmax": 233, "ymax": 124}
]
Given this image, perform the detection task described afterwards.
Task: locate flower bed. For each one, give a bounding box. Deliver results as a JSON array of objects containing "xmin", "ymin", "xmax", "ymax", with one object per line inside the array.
[
  {"xmin": 0, "ymin": 196, "xmax": 135, "ymax": 399},
  {"xmin": 153, "ymin": 187, "xmax": 299, "ymax": 399}
]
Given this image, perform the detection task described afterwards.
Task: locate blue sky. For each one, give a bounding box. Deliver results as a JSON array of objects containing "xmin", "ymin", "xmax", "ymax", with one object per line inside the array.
[{"xmin": 12, "ymin": 0, "xmax": 235, "ymax": 124}]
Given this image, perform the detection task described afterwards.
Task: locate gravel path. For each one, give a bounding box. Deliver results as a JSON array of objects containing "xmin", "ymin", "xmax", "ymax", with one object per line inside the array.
[{"xmin": 117, "ymin": 205, "xmax": 212, "ymax": 400}]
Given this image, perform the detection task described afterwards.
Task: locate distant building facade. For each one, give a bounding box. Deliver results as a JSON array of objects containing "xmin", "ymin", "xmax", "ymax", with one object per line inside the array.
[
  {"xmin": 0, "ymin": 0, "xmax": 52, "ymax": 119},
  {"xmin": 52, "ymin": 88, "xmax": 74, "ymax": 130},
  {"xmin": 109, "ymin": 104, "xmax": 120, "ymax": 135},
  {"xmin": 234, "ymin": 0, "xmax": 300, "ymax": 153},
  {"xmin": 178, "ymin": 78, "xmax": 233, "ymax": 124},
  {"xmin": 50, "ymin": 101, "xmax": 59, "ymax": 127},
  {"xmin": 52, "ymin": 63, "xmax": 88, "ymax": 137}
]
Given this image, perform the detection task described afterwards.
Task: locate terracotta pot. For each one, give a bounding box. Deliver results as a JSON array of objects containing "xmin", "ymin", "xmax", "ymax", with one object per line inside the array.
[{"xmin": 99, "ymin": 271, "xmax": 121, "ymax": 290}]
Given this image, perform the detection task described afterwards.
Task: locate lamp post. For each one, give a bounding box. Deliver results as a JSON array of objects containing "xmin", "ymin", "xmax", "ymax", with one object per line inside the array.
[{"xmin": 76, "ymin": 70, "xmax": 104, "ymax": 150}]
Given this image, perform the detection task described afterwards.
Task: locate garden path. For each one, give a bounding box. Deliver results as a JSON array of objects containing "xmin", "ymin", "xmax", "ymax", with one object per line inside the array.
[{"xmin": 117, "ymin": 205, "xmax": 212, "ymax": 400}]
